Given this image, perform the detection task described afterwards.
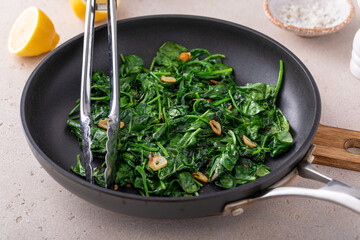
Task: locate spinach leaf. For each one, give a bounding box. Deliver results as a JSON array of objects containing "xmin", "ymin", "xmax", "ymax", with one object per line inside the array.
[
  {"xmin": 178, "ymin": 172, "xmax": 200, "ymax": 194},
  {"xmin": 122, "ymin": 55, "xmax": 144, "ymax": 77},
  {"xmin": 70, "ymin": 155, "xmax": 86, "ymax": 177},
  {"xmin": 156, "ymin": 41, "xmax": 188, "ymax": 68}
]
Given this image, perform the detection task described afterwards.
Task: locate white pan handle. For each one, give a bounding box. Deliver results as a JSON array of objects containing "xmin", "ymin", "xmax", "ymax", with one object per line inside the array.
[{"xmin": 223, "ymin": 145, "xmax": 360, "ymax": 216}]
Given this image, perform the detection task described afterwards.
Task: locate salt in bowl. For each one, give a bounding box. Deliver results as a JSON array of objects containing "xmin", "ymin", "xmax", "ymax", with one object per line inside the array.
[{"xmin": 264, "ymin": 0, "xmax": 355, "ymax": 37}]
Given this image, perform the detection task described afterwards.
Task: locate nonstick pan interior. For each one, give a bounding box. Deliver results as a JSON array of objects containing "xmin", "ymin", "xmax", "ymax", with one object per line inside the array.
[{"xmin": 21, "ymin": 15, "xmax": 321, "ymax": 218}]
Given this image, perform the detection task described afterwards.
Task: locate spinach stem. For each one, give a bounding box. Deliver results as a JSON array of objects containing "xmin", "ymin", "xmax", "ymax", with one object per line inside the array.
[
  {"xmin": 69, "ymin": 102, "xmax": 80, "ymax": 116},
  {"xmin": 147, "ymin": 95, "xmax": 161, "ymax": 105},
  {"xmin": 261, "ymin": 134, "xmax": 270, "ymax": 148},
  {"xmin": 91, "ymin": 84, "xmax": 106, "ymax": 90},
  {"xmin": 228, "ymin": 89, "xmax": 251, "ymax": 117},
  {"xmin": 120, "ymin": 91, "xmax": 133, "ymax": 104},
  {"xmin": 160, "ymin": 180, "xmax": 166, "ymax": 190},
  {"xmin": 210, "ymin": 68, "xmax": 233, "ymax": 75},
  {"xmin": 213, "ymin": 98, "xmax": 231, "ymax": 106},
  {"xmin": 149, "ymin": 57, "xmax": 156, "ymax": 71},
  {"xmin": 243, "ymin": 100, "xmax": 251, "ymax": 114},
  {"xmin": 152, "ymin": 71, "xmax": 172, "ymax": 76},
  {"xmin": 186, "ymin": 115, "xmax": 210, "ymax": 125},
  {"xmin": 162, "ymin": 107, "xmax": 169, "ymax": 126},
  {"xmin": 91, "ymin": 96, "xmax": 110, "ymax": 101},
  {"xmin": 192, "ymin": 99, "xmax": 207, "ymax": 113},
  {"xmin": 129, "ymin": 143, "xmax": 159, "ymax": 152},
  {"xmin": 252, "ymin": 148, "xmax": 270, "ymax": 155},
  {"xmin": 182, "ymin": 90, "xmax": 207, "ymax": 99},
  {"xmin": 228, "ymin": 130, "xmax": 237, "ymax": 145},
  {"xmin": 128, "ymin": 118, "xmax": 132, "ymax": 132},
  {"xmin": 193, "ymin": 178, "xmax": 203, "ymax": 187},
  {"xmin": 69, "ymin": 116, "xmax": 80, "ymax": 120},
  {"xmin": 186, "ymin": 60, "xmax": 210, "ymax": 67},
  {"xmin": 273, "ymin": 60, "xmax": 284, "ymax": 107},
  {"xmin": 203, "ymin": 54, "xmax": 225, "ymax": 61},
  {"xmin": 150, "ymin": 71, "xmax": 160, "ymax": 81},
  {"xmin": 172, "ymin": 65, "xmax": 179, "ymax": 75},
  {"xmin": 120, "ymin": 53, "xmax": 125, "ymax": 63},
  {"xmin": 156, "ymin": 142, "xmax": 169, "ymax": 156},
  {"xmin": 140, "ymin": 150, "xmax": 145, "ymax": 167},
  {"xmin": 155, "ymin": 88, "xmax": 162, "ymax": 120},
  {"xmin": 182, "ymin": 128, "xmax": 202, "ymax": 147},
  {"xmin": 135, "ymin": 166, "xmax": 149, "ymax": 197}
]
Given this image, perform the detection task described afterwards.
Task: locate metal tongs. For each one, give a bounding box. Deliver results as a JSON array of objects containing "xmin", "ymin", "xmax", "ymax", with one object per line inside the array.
[{"xmin": 80, "ymin": 0, "xmax": 119, "ymax": 188}]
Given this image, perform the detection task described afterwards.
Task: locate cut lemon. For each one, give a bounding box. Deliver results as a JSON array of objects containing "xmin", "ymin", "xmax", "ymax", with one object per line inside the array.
[
  {"xmin": 69, "ymin": 0, "xmax": 120, "ymax": 22},
  {"xmin": 8, "ymin": 7, "xmax": 59, "ymax": 57}
]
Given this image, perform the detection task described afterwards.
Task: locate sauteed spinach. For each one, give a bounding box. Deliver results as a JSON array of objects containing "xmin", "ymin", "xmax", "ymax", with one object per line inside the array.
[{"xmin": 67, "ymin": 42, "xmax": 293, "ymax": 197}]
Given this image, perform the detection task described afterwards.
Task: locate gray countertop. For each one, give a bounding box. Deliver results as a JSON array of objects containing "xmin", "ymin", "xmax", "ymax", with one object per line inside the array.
[{"xmin": 1, "ymin": 0, "xmax": 359, "ymax": 239}]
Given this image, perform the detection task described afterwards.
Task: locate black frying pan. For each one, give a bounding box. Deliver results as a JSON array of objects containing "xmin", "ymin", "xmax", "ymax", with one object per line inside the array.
[{"xmin": 20, "ymin": 15, "xmax": 321, "ymax": 218}]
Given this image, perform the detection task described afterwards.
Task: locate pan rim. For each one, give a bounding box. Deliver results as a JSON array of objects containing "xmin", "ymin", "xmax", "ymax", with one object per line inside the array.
[{"xmin": 20, "ymin": 14, "xmax": 321, "ymax": 203}]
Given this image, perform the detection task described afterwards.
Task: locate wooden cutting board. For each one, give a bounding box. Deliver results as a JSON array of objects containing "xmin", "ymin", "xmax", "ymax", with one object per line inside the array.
[{"xmin": 311, "ymin": 124, "xmax": 360, "ymax": 171}]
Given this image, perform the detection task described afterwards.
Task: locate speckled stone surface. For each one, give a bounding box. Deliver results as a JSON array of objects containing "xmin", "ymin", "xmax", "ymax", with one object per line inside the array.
[{"xmin": 1, "ymin": 0, "xmax": 359, "ymax": 239}]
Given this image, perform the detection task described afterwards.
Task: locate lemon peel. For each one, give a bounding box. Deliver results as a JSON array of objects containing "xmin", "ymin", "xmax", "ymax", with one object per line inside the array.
[
  {"xmin": 69, "ymin": 0, "xmax": 120, "ymax": 22},
  {"xmin": 8, "ymin": 7, "xmax": 59, "ymax": 57}
]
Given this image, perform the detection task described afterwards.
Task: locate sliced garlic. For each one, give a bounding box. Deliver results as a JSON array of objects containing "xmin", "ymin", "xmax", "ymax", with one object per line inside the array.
[
  {"xmin": 148, "ymin": 156, "xmax": 168, "ymax": 171},
  {"xmin": 98, "ymin": 119, "xmax": 125, "ymax": 130},
  {"xmin": 98, "ymin": 118, "xmax": 109, "ymax": 130},
  {"xmin": 178, "ymin": 52, "xmax": 191, "ymax": 62},
  {"xmin": 210, "ymin": 80, "xmax": 221, "ymax": 85},
  {"xmin": 192, "ymin": 171, "xmax": 209, "ymax": 183},
  {"xmin": 210, "ymin": 120, "xmax": 222, "ymax": 136},
  {"xmin": 243, "ymin": 135, "xmax": 256, "ymax": 148},
  {"xmin": 161, "ymin": 75, "xmax": 176, "ymax": 83}
]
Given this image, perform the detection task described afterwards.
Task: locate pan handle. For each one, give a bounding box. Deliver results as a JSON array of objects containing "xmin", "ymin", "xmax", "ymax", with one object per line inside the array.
[{"xmin": 223, "ymin": 145, "xmax": 360, "ymax": 216}]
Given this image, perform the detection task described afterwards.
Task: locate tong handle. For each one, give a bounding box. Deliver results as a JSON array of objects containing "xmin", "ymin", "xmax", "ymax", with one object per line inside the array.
[
  {"xmin": 80, "ymin": 0, "xmax": 96, "ymax": 183},
  {"xmin": 80, "ymin": 0, "xmax": 119, "ymax": 186},
  {"xmin": 104, "ymin": 0, "xmax": 120, "ymax": 188},
  {"xmin": 107, "ymin": 0, "xmax": 119, "ymax": 118}
]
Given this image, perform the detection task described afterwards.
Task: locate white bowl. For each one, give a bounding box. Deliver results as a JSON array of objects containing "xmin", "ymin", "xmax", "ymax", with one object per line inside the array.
[{"xmin": 264, "ymin": 0, "xmax": 355, "ymax": 37}]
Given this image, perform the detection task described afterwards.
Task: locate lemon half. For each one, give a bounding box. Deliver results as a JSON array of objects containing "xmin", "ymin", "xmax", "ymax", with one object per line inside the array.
[
  {"xmin": 8, "ymin": 7, "xmax": 59, "ymax": 57},
  {"xmin": 69, "ymin": 0, "xmax": 120, "ymax": 22}
]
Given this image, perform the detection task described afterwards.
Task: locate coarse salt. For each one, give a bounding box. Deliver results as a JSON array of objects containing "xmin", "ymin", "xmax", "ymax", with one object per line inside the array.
[{"xmin": 279, "ymin": 1, "xmax": 343, "ymax": 29}]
